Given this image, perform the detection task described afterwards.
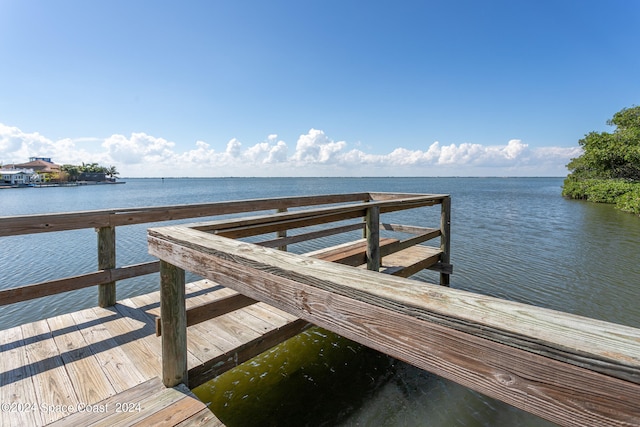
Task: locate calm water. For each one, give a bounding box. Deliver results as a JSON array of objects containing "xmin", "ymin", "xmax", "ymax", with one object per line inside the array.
[{"xmin": 2, "ymin": 177, "xmax": 639, "ymax": 426}]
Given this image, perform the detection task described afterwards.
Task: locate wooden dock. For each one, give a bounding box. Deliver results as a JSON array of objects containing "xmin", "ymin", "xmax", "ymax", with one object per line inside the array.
[
  {"xmin": 6, "ymin": 191, "xmax": 640, "ymax": 426},
  {"xmin": 1, "ymin": 192, "xmax": 452, "ymax": 426},
  {"xmin": 150, "ymin": 226, "xmax": 640, "ymax": 427},
  {"xmin": 1, "ymin": 278, "xmax": 306, "ymax": 426}
]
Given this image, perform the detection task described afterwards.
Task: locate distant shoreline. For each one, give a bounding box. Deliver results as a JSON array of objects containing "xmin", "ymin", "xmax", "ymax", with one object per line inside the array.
[{"xmin": 0, "ymin": 181, "xmax": 126, "ymax": 189}]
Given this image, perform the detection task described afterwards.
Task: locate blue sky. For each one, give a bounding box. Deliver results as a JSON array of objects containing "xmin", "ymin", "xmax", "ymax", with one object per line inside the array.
[{"xmin": 1, "ymin": 1, "xmax": 638, "ymax": 177}]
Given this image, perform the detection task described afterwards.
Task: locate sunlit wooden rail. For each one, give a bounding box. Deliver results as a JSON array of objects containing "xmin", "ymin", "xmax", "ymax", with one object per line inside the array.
[
  {"xmin": 149, "ymin": 212, "xmax": 640, "ymax": 426},
  {"xmin": 0, "ymin": 192, "xmax": 451, "ymax": 309},
  {"xmin": 1, "ymin": 192, "xmax": 451, "ymax": 426}
]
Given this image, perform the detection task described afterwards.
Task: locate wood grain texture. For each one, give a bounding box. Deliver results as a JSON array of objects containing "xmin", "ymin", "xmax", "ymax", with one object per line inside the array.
[
  {"xmin": 365, "ymin": 206, "xmax": 380, "ymax": 271},
  {"xmin": 0, "ymin": 192, "xmax": 374, "ymax": 237},
  {"xmin": 19, "ymin": 320, "xmax": 79, "ymax": 425},
  {"xmin": 256, "ymin": 222, "xmax": 364, "ymax": 248},
  {"xmin": 439, "ymin": 196, "xmax": 451, "ymax": 286},
  {"xmin": 0, "ymin": 326, "xmax": 43, "ymax": 427},
  {"xmin": 97, "ymin": 226, "xmax": 117, "ymax": 307},
  {"xmin": 148, "ymin": 227, "xmax": 640, "ymax": 426},
  {"xmin": 46, "ymin": 313, "xmax": 116, "ymax": 405},
  {"xmin": 160, "ymin": 260, "xmax": 187, "ymax": 388},
  {"xmin": 0, "ymin": 262, "xmax": 159, "ymax": 306}
]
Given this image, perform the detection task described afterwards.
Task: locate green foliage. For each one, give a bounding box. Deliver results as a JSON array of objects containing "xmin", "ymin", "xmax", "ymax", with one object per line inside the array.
[
  {"xmin": 564, "ymin": 105, "xmax": 640, "ymax": 215},
  {"xmin": 60, "ymin": 163, "xmax": 119, "ymax": 181},
  {"xmin": 562, "ymin": 178, "xmax": 637, "ymax": 203},
  {"xmin": 566, "ymin": 105, "xmax": 640, "ymax": 181},
  {"xmin": 616, "ymin": 187, "xmax": 640, "ymax": 214}
]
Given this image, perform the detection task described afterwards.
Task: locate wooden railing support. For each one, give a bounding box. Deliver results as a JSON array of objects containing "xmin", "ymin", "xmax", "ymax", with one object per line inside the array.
[
  {"xmin": 2, "ymin": 192, "xmax": 450, "ymax": 307},
  {"xmin": 277, "ymin": 208, "xmax": 287, "ymax": 251},
  {"xmin": 440, "ymin": 196, "xmax": 451, "ymax": 286},
  {"xmin": 97, "ymin": 226, "xmax": 116, "ymax": 306},
  {"xmin": 366, "ymin": 206, "xmax": 380, "ymax": 271},
  {"xmin": 148, "ymin": 229, "xmax": 640, "ymax": 427},
  {"xmin": 160, "ymin": 260, "xmax": 187, "ymax": 388}
]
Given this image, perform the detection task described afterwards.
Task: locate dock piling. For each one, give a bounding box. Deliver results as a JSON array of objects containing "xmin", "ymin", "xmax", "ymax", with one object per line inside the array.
[
  {"xmin": 97, "ymin": 225, "xmax": 116, "ymax": 306},
  {"xmin": 160, "ymin": 260, "xmax": 188, "ymax": 388}
]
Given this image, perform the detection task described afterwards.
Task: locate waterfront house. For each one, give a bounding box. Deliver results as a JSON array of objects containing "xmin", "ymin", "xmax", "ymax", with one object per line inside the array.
[
  {"xmin": 3, "ymin": 157, "xmax": 61, "ymax": 182},
  {"xmin": 0, "ymin": 168, "xmax": 41, "ymax": 185}
]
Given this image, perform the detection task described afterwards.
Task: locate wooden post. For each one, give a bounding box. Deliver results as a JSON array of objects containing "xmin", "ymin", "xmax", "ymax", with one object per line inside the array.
[
  {"xmin": 440, "ymin": 196, "xmax": 451, "ymax": 286},
  {"xmin": 277, "ymin": 208, "xmax": 287, "ymax": 251},
  {"xmin": 160, "ymin": 260, "xmax": 187, "ymax": 387},
  {"xmin": 366, "ymin": 206, "xmax": 380, "ymax": 271},
  {"xmin": 97, "ymin": 226, "xmax": 116, "ymax": 307}
]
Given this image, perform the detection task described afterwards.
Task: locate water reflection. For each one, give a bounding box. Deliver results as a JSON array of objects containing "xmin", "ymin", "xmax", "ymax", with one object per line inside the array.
[
  {"xmin": 193, "ymin": 327, "xmax": 393, "ymax": 426},
  {"xmin": 193, "ymin": 326, "xmax": 557, "ymax": 427}
]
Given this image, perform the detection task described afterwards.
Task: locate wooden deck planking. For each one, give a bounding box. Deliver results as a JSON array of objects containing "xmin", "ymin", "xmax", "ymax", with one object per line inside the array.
[
  {"xmin": 69, "ymin": 308, "xmax": 149, "ymax": 392},
  {"xmin": 110, "ymin": 301, "xmax": 166, "ymax": 376},
  {"xmin": 1, "ymin": 233, "xmax": 443, "ymax": 427},
  {"xmin": 46, "ymin": 313, "xmax": 118, "ymax": 404},
  {"xmin": 20, "ymin": 320, "xmax": 80, "ymax": 425},
  {"xmin": 182, "ymin": 282, "xmax": 265, "ymax": 364},
  {"xmin": 0, "ymin": 278, "xmax": 325, "ymax": 426},
  {"xmin": 46, "ymin": 377, "xmax": 222, "ymax": 427},
  {"xmin": 379, "ymin": 245, "xmax": 442, "ymax": 277},
  {"xmin": 0, "ymin": 326, "xmax": 43, "ymax": 427},
  {"xmin": 1, "ymin": 193, "xmax": 449, "ymax": 426}
]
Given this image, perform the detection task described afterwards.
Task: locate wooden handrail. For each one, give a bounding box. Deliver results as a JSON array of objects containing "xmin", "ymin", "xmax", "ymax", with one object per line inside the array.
[
  {"xmin": 0, "ymin": 261, "xmax": 160, "ymax": 306},
  {"xmin": 148, "ymin": 226, "xmax": 640, "ymax": 426},
  {"xmin": 0, "ymin": 193, "xmax": 374, "ymax": 237},
  {"xmin": 1, "ymin": 192, "xmax": 450, "ymax": 308}
]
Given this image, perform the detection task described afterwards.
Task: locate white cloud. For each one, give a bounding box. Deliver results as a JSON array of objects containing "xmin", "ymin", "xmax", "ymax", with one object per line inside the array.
[
  {"xmin": 265, "ymin": 140, "xmax": 287, "ymax": 164},
  {"xmin": 292, "ymin": 128, "xmax": 346, "ymax": 163},
  {"xmin": 225, "ymin": 138, "xmax": 242, "ymax": 158},
  {"xmin": 0, "ymin": 122, "xmax": 579, "ymax": 177},
  {"xmin": 0, "ymin": 123, "xmax": 102, "ymax": 165},
  {"xmin": 103, "ymin": 132, "xmax": 175, "ymax": 164}
]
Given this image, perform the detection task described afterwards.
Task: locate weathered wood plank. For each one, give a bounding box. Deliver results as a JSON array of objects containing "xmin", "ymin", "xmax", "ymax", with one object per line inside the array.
[
  {"xmin": 369, "ymin": 192, "xmax": 448, "ymax": 201},
  {"xmin": 0, "ymin": 261, "xmax": 159, "ymax": 306},
  {"xmin": 379, "ymin": 245, "xmax": 442, "ymax": 277},
  {"xmin": 379, "ymin": 229, "xmax": 441, "ymax": 256},
  {"xmin": 190, "ymin": 195, "xmax": 441, "ymax": 238},
  {"xmin": 276, "ymin": 207, "xmax": 287, "ymax": 251},
  {"xmin": 0, "ymin": 326, "xmax": 43, "ymax": 427},
  {"xmin": 98, "ymin": 226, "xmax": 117, "ymax": 307},
  {"xmin": 174, "ymin": 407, "xmax": 225, "ymax": 427},
  {"xmin": 149, "ymin": 228, "xmax": 640, "ymax": 382},
  {"xmin": 46, "ymin": 313, "xmax": 116, "ymax": 405},
  {"xmin": 256, "ymin": 222, "xmax": 364, "ymax": 248},
  {"xmin": 303, "ymin": 238, "xmax": 398, "ymax": 266},
  {"xmin": 380, "ymin": 223, "xmax": 438, "ymax": 235},
  {"xmin": 69, "ymin": 308, "xmax": 147, "ymax": 392},
  {"xmin": 440, "ymin": 196, "xmax": 451, "ymax": 286},
  {"xmin": 177, "ymin": 283, "xmax": 250, "ymax": 365},
  {"xmin": 148, "ymin": 228, "xmax": 640, "ymax": 426},
  {"xmin": 98, "ymin": 305, "xmax": 162, "ymax": 379},
  {"xmin": 156, "ymin": 293, "xmax": 258, "ymax": 336},
  {"xmin": 19, "ymin": 320, "xmax": 79, "ymax": 425},
  {"xmin": 123, "ymin": 292, "xmax": 204, "ymax": 371},
  {"xmin": 160, "ymin": 261, "xmax": 187, "ymax": 388},
  {"xmin": 0, "ymin": 211, "xmax": 111, "ymax": 236},
  {"xmin": 45, "ymin": 377, "xmax": 164, "ymax": 427},
  {"xmin": 365, "ymin": 206, "xmax": 380, "ymax": 271},
  {"xmin": 241, "ymin": 302, "xmax": 300, "ymax": 328},
  {"xmin": 210, "ymin": 209, "xmax": 368, "ymax": 238},
  {"xmin": 0, "ymin": 193, "xmax": 374, "ymax": 237},
  {"xmin": 127, "ymin": 384, "xmax": 207, "ymax": 427}
]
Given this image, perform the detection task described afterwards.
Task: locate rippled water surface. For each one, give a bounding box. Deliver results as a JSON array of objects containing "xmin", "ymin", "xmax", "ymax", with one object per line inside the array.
[{"xmin": 2, "ymin": 177, "xmax": 639, "ymax": 426}]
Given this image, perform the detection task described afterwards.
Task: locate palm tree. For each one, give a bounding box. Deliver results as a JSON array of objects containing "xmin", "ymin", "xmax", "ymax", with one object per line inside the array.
[
  {"xmin": 61, "ymin": 164, "xmax": 81, "ymax": 182},
  {"xmin": 106, "ymin": 166, "xmax": 119, "ymax": 179}
]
